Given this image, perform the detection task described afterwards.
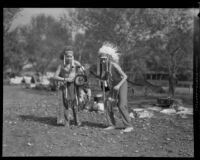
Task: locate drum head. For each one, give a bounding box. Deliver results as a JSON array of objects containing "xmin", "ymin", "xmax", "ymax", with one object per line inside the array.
[{"xmin": 74, "ymin": 75, "xmax": 87, "ymax": 86}]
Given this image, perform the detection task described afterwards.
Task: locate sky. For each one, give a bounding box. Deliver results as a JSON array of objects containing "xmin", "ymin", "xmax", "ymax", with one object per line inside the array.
[
  {"xmin": 10, "ymin": 8, "xmax": 198, "ymax": 30},
  {"xmin": 9, "ymin": 8, "xmax": 71, "ymax": 32},
  {"xmin": 9, "ymin": 8, "xmax": 198, "ymax": 36}
]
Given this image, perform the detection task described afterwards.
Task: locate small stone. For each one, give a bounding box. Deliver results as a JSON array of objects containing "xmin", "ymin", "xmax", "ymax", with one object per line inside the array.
[
  {"xmin": 12, "ymin": 121, "xmax": 17, "ymax": 124},
  {"xmin": 27, "ymin": 142, "xmax": 33, "ymax": 146},
  {"xmin": 129, "ymin": 112, "xmax": 135, "ymax": 119},
  {"xmin": 181, "ymin": 115, "xmax": 188, "ymax": 118},
  {"xmin": 143, "ymin": 137, "xmax": 148, "ymax": 141}
]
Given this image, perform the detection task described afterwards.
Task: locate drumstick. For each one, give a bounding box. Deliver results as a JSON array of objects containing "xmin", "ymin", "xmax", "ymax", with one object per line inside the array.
[
  {"xmin": 64, "ymin": 55, "xmax": 65, "ymax": 66},
  {"xmin": 102, "ymin": 80, "xmax": 106, "ymax": 105}
]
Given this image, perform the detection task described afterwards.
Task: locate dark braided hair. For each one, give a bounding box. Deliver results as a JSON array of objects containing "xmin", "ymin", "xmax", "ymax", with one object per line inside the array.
[{"xmin": 60, "ymin": 45, "xmax": 74, "ymax": 60}]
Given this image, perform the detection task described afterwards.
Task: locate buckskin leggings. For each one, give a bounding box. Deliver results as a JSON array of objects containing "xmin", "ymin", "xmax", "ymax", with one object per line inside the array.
[
  {"xmin": 57, "ymin": 84, "xmax": 79, "ymax": 125},
  {"xmin": 105, "ymin": 80, "xmax": 132, "ymax": 127}
]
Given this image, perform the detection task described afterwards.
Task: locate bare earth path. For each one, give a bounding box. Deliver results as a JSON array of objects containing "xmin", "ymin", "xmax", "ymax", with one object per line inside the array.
[{"xmin": 3, "ymin": 85, "xmax": 194, "ymax": 157}]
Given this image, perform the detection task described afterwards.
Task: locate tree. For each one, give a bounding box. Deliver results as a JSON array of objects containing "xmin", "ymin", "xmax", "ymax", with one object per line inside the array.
[
  {"xmin": 75, "ymin": 8, "xmax": 193, "ymax": 96},
  {"xmin": 3, "ymin": 8, "xmax": 21, "ymax": 36},
  {"xmin": 21, "ymin": 14, "xmax": 71, "ymax": 74},
  {"xmin": 142, "ymin": 9, "xmax": 193, "ymax": 96},
  {"xmin": 3, "ymin": 8, "xmax": 24, "ymax": 73},
  {"xmin": 4, "ymin": 29, "xmax": 28, "ymax": 74}
]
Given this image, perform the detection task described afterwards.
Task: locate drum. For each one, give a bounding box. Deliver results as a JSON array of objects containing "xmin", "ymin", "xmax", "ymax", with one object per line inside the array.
[{"xmin": 74, "ymin": 74, "xmax": 88, "ymax": 86}]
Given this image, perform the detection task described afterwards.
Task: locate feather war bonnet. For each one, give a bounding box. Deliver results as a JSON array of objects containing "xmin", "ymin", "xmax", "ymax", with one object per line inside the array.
[{"xmin": 98, "ymin": 42, "xmax": 120, "ymax": 63}]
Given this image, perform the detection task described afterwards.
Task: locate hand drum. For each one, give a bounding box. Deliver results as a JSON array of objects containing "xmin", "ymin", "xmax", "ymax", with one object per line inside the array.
[{"xmin": 74, "ymin": 74, "xmax": 87, "ymax": 86}]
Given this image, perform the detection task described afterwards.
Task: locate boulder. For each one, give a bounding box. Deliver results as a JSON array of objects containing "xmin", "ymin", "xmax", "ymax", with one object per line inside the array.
[
  {"xmin": 131, "ymin": 108, "xmax": 154, "ymax": 118},
  {"xmin": 147, "ymin": 106, "xmax": 162, "ymax": 112},
  {"xmin": 137, "ymin": 110, "xmax": 154, "ymax": 118},
  {"xmin": 176, "ymin": 108, "xmax": 193, "ymax": 115},
  {"xmin": 160, "ymin": 108, "xmax": 176, "ymax": 114},
  {"xmin": 129, "ymin": 112, "xmax": 135, "ymax": 119}
]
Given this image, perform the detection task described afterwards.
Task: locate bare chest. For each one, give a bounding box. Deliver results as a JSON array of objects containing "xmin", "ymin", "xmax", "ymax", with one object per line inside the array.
[{"xmin": 60, "ymin": 65, "xmax": 76, "ymax": 78}]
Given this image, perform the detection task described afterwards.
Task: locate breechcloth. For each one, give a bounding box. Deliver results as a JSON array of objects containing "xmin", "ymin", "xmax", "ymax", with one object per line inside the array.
[{"xmin": 57, "ymin": 82, "xmax": 79, "ymax": 124}]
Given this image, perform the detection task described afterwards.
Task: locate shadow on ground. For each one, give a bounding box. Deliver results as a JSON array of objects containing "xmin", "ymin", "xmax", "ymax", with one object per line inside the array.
[
  {"xmin": 80, "ymin": 121, "xmax": 107, "ymax": 129},
  {"xmin": 19, "ymin": 115, "xmax": 109, "ymax": 129},
  {"xmin": 19, "ymin": 115, "xmax": 58, "ymax": 126},
  {"xmin": 19, "ymin": 87, "xmax": 54, "ymax": 96},
  {"xmin": 80, "ymin": 121, "xmax": 124, "ymax": 130}
]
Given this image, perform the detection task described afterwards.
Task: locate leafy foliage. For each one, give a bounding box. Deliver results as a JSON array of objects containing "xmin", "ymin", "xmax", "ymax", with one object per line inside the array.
[
  {"xmin": 3, "ymin": 8, "xmax": 193, "ymax": 96},
  {"xmin": 73, "ymin": 8, "xmax": 193, "ymax": 96},
  {"xmin": 20, "ymin": 14, "xmax": 72, "ymax": 74}
]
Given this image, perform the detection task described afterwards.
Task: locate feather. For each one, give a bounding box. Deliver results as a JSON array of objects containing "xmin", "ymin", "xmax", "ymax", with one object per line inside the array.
[{"xmin": 98, "ymin": 42, "xmax": 120, "ymax": 63}]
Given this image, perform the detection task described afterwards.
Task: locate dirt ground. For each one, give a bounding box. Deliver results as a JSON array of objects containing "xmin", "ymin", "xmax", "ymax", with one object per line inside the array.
[{"xmin": 3, "ymin": 85, "xmax": 194, "ymax": 157}]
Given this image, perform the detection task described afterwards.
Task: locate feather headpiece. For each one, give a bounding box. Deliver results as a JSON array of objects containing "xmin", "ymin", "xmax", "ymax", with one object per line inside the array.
[{"xmin": 98, "ymin": 42, "xmax": 120, "ymax": 63}]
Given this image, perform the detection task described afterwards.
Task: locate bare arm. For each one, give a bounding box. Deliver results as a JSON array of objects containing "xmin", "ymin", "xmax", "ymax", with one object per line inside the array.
[
  {"xmin": 54, "ymin": 65, "xmax": 65, "ymax": 81},
  {"xmin": 90, "ymin": 70, "xmax": 101, "ymax": 79},
  {"xmin": 112, "ymin": 62, "xmax": 127, "ymax": 88},
  {"xmin": 74, "ymin": 60, "xmax": 81, "ymax": 67}
]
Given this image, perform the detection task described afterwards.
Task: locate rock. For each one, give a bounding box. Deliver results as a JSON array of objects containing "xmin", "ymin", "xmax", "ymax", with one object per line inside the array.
[
  {"xmin": 166, "ymin": 138, "xmax": 171, "ymax": 141},
  {"xmin": 178, "ymin": 114, "xmax": 188, "ymax": 118},
  {"xmin": 131, "ymin": 108, "xmax": 154, "ymax": 118},
  {"xmin": 173, "ymin": 98, "xmax": 183, "ymax": 105},
  {"xmin": 27, "ymin": 142, "xmax": 33, "ymax": 146},
  {"xmin": 73, "ymin": 133, "xmax": 77, "ymax": 136},
  {"xmin": 142, "ymin": 137, "xmax": 148, "ymax": 141},
  {"xmin": 160, "ymin": 108, "xmax": 176, "ymax": 114},
  {"xmin": 176, "ymin": 106, "xmax": 186, "ymax": 111},
  {"xmin": 147, "ymin": 106, "xmax": 162, "ymax": 112},
  {"xmin": 132, "ymin": 108, "xmax": 145, "ymax": 112},
  {"xmin": 176, "ymin": 108, "xmax": 193, "ymax": 115},
  {"xmin": 146, "ymin": 122, "xmax": 150, "ymax": 126},
  {"xmin": 30, "ymin": 83, "xmax": 36, "ymax": 88},
  {"xmin": 129, "ymin": 112, "xmax": 135, "ymax": 119},
  {"xmin": 138, "ymin": 110, "xmax": 154, "ymax": 118}
]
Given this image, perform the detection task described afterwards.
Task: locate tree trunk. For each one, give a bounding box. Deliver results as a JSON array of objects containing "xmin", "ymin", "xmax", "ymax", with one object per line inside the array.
[
  {"xmin": 78, "ymin": 52, "xmax": 82, "ymax": 62},
  {"xmin": 168, "ymin": 73, "xmax": 177, "ymax": 97}
]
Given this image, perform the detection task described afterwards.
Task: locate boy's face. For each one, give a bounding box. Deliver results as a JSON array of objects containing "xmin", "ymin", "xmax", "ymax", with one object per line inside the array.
[{"xmin": 64, "ymin": 51, "xmax": 74, "ymax": 64}]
